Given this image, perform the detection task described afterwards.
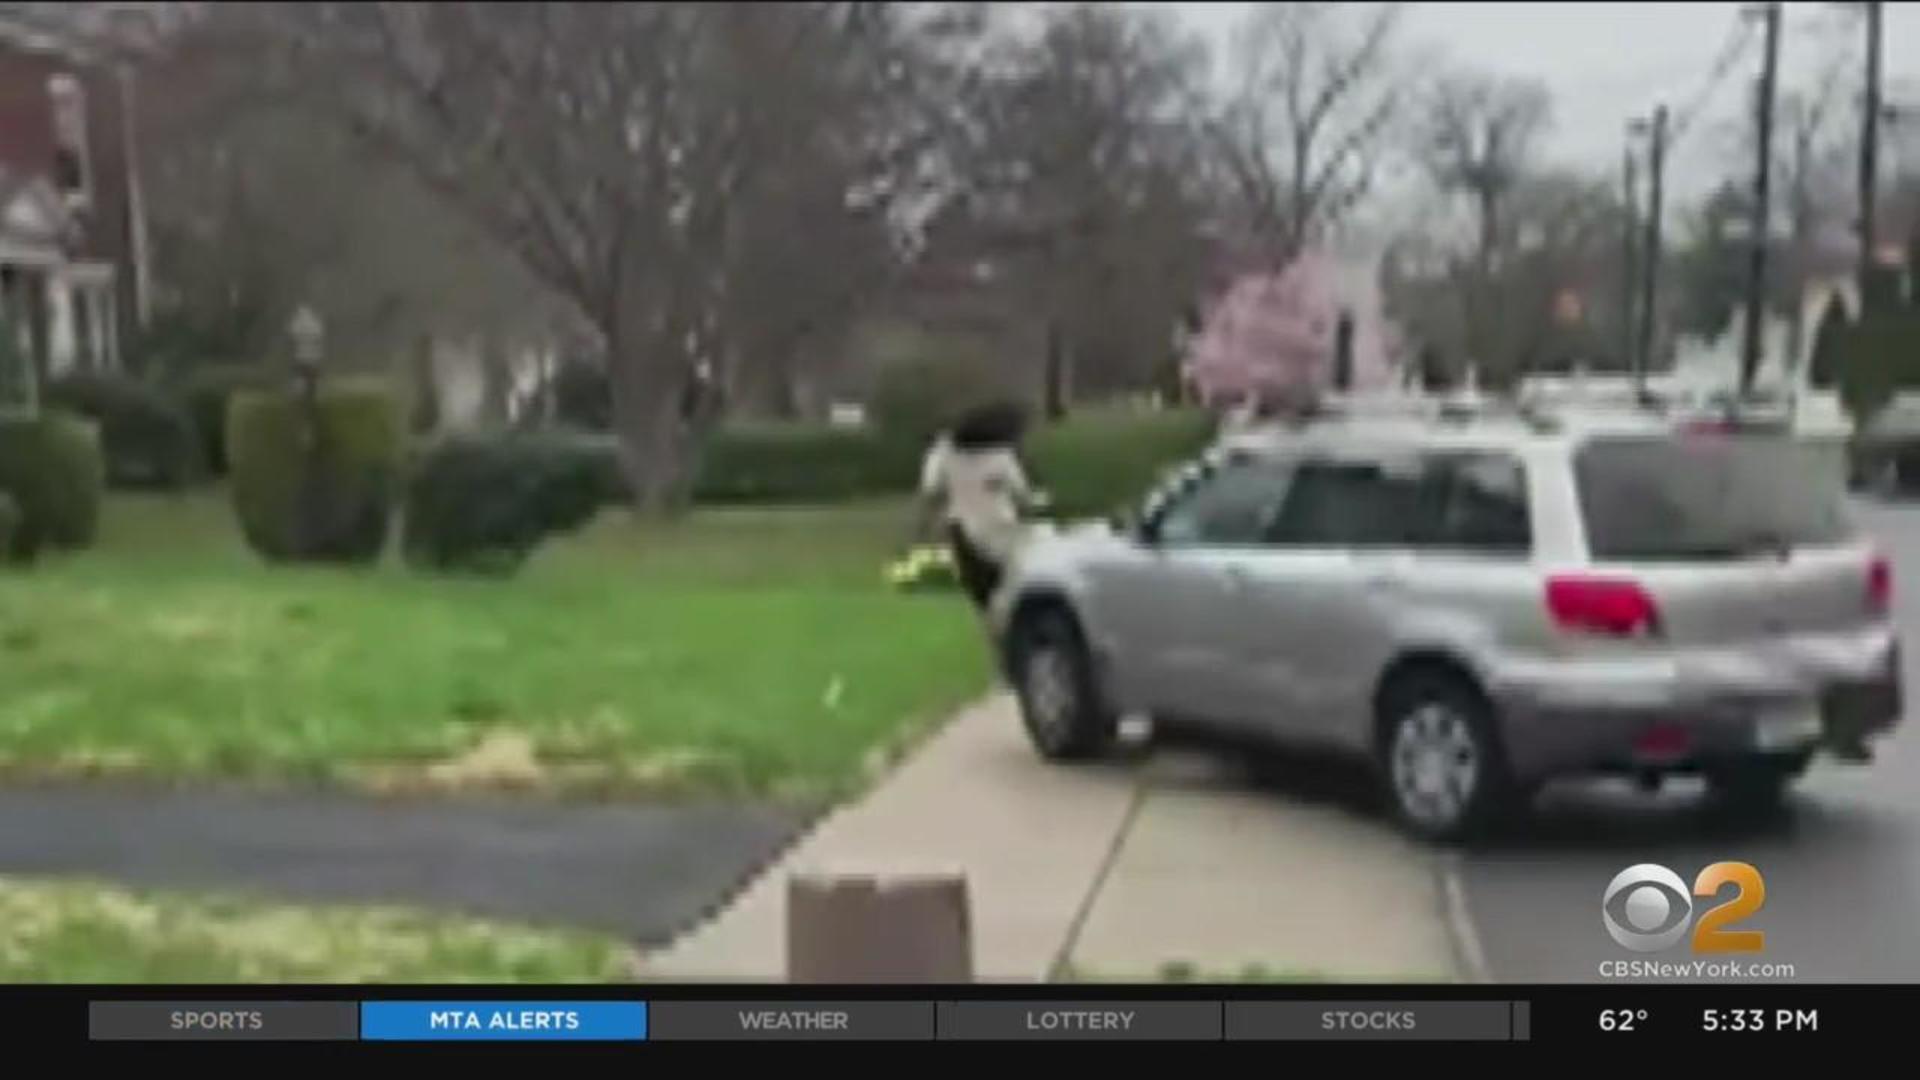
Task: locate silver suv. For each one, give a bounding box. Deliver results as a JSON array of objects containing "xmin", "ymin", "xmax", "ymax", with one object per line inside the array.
[{"xmin": 990, "ymin": 403, "xmax": 1903, "ymax": 841}]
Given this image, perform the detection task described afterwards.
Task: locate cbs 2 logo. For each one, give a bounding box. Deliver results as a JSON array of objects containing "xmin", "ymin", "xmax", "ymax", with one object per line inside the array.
[{"xmin": 1602, "ymin": 862, "xmax": 1766, "ymax": 954}]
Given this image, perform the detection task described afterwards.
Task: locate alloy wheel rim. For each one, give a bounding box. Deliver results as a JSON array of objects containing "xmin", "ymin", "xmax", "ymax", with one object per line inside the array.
[
  {"xmin": 1024, "ymin": 643, "xmax": 1076, "ymax": 741},
  {"xmin": 1390, "ymin": 702, "xmax": 1480, "ymax": 828}
]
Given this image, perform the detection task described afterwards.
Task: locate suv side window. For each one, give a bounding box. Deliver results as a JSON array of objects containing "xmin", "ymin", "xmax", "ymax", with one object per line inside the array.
[
  {"xmin": 1154, "ymin": 456, "xmax": 1296, "ymax": 546},
  {"xmin": 1427, "ymin": 453, "xmax": 1531, "ymax": 554},
  {"xmin": 1265, "ymin": 451, "xmax": 1531, "ymax": 553},
  {"xmin": 1268, "ymin": 456, "xmax": 1435, "ymax": 547}
]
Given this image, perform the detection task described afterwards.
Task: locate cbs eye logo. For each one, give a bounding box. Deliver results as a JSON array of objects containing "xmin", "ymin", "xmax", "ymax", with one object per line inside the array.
[{"xmin": 1602, "ymin": 862, "xmax": 1767, "ymax": 954}]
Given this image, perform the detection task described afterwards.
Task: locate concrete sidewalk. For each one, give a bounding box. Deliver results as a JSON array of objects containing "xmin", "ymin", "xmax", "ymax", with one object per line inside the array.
[
  {"xmin": 643, "ymin": 694, "xmax": 1460, "ymax": 982},
  {"xmin": 643, "ymin": 695, "xmax": 1140, "ymax": 980}
]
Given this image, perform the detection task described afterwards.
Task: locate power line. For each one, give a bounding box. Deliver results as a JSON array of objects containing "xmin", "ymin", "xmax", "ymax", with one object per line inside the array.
[{"xmin": 1668, "ymin": 13, "xmax": 1759, "ymax": 147}]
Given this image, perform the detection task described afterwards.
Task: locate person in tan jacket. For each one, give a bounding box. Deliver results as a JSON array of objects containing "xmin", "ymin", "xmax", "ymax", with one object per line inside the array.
[{"xmin": 916, "ymin": 402, "xmax": 1045, "ymax": 610}]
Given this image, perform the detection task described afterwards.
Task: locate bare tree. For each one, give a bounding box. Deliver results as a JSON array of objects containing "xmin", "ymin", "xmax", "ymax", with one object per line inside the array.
[
  {"xmin": 954, "ymin": 2, "xmax": 1217, "ymax": 414},
  {"xmin": 1417, "ymin": 71, "xmax": 1553, "ymax": 273},
  {"xmin": 1216, "ymin": 1, "xmax": 1402, "ymax": 265},
  {"xmin": 1415, "ymin": 69, "xmax": 1553, "ymax": 372},
  {"xmin": 141, "ymin": 83, "xmax": 563, "ymax": 378},
  {"xmin": 209, "ymin": 2, "xmax": 970, "ymax": 508},
  {"xmin": 1776, "ymin": 59, "xmax": 1851, "ymax": 368}
]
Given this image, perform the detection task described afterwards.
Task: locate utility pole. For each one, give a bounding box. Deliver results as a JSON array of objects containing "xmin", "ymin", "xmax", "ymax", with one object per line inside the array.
[
  {"xmin": 1859, "ymin": 0, "xmax": 1884, "ymax": 296},
  {"xmin": 1637, "ymin": 106, "xmax": 1668, "ymax": 385},
  {"xmin": 1787, "ymin": 114, "xmax": 1815, "ymax": 376},
  {"xmin": 1620, "ymin": 141, "xmax": 1640, "ymax": 376},
  {"xmin": 1740, "ymin": 1, "xmax": 1782, "ymax": 394}
]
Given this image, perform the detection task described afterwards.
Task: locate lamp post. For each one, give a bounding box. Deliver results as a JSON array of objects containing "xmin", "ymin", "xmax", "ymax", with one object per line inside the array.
[
  {"xmin": 290, "ymin": 306, "xmax": 324, "ymax": 394},
  {"xmin": 289, "ymin": 305, "xmax": 325, "ymax": 556}
]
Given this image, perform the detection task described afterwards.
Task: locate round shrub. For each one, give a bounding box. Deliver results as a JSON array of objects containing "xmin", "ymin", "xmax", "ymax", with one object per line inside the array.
[
  {"xmin": 44, "ymin": 373, "xmax": 201, "ymax": 489},
  {"xmin": 227, "ymin": 378, "xmax": 403, "ymax": 564},
  {"xmin": 403, "ymin": 431, "xmax": 613, "ymax": 574},
  {"xmin": 0, "ymin": 410, "xmax": 105, "ymax": 554},
  {"xmin": 693, "ymin": 423, "xmax": 918, "ymax": 503},
  {"xmin": 1027, "ymin": 406, "xmax": 1216, "ymax": 520}
]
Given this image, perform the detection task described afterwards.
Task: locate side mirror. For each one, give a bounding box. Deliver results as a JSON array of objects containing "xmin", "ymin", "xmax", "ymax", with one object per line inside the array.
[{"xmin": 1125, "ymin": 493, "xmax": 1166, "ymax": 546}]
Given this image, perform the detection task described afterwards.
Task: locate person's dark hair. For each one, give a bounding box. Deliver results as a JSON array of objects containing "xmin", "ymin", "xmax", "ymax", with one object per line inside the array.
[{"xmin": 948, "ymin": 400, "xmax": 1028, "ymax": 449}]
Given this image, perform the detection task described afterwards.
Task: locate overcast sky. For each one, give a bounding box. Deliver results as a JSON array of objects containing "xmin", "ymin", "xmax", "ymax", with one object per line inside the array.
[{"xmin": 1162, "ymin": 2, "xmax": 1920, "ymax": 208}]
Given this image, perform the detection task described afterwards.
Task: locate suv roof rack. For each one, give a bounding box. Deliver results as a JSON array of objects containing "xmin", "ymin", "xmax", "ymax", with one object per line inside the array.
[
  {"xmin": 1251, "ymin": 389, "xmax": 1570, "ymax": 434},
  {"xmin": 1232, "ymin": 379, "xmax": 1839, "ymax": 444}
]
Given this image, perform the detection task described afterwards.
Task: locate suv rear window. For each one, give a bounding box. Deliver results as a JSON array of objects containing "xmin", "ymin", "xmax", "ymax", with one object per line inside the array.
[{"xmin": 1575, "ymin": 435, "xmax": 1855, "ymax": 560}]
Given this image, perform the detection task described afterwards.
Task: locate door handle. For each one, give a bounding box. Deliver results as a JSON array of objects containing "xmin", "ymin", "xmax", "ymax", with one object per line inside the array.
[
  {"xmin": 1353, "ymin": 558, "xmax": 1404, "ymax": 591},
  {"xmin": 1222, "ymin": 564, "xmax": 1254, "ymax": 590}
]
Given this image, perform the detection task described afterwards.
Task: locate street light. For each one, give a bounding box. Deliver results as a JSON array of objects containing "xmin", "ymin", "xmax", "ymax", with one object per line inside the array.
[
  {"xmin": 290, "ymin": 305, "xmax": 324, "ymax": 382},
  {"xmin": 288, "ymin": 304, "xmax": 326, "ymax": 557}
]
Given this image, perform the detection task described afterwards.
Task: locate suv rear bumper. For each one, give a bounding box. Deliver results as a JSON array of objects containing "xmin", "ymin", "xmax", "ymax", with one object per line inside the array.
[{"xmin": 1487, "ymin": 638, "xmax": 1904, "ymax": 780}]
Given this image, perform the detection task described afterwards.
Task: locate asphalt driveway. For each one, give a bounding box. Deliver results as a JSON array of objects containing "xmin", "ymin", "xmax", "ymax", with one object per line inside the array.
[{"xmin": 0, "ymin": 783, "xmax": 805, "ymax": 943}]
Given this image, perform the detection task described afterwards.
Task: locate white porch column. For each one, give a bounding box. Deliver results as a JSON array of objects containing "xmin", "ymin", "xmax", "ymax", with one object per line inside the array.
[
  {"xmin": 88, "ymin": 285, "xmax": 112, "ymax": 372},
  {"xmin": 47, "ymin": 272, "xmax": 76, "ymax": 376},
  {"xmin": 99, "ymin": 286, "xmax": 119, "ymax": 372}
]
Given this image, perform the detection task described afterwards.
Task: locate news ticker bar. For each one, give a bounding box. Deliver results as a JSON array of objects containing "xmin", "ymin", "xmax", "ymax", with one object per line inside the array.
[{"xmin": 92, "ymin": 999, "xmax": 1527, "ymax": 1042}]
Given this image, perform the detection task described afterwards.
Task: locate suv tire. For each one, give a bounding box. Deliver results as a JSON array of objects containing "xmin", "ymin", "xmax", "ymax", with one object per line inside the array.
[
  {"xmin": 1009, "ymin": 606, "xmax": 1116, "ymax": 761},
  {"xmin": 1705, "ymin": 752, "xmax": 1810, "ymax": 815},
  {"xmin": 1376, "ymin": 670, "xmax": 1517, "ymax": 843}
]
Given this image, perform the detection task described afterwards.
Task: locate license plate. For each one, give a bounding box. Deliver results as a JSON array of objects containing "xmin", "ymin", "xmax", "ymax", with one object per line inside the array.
[{"xmin": 1755, "ymin": 702, "xmax": 1823, "ymax": 749}]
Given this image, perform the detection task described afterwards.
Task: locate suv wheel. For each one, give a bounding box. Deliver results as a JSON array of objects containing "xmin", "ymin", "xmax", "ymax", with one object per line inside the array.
[
  {"xmin": 1010, "ymin": 607, "xmax": 1115, "ymax": 761},
  {"xmin": 1377, "ymin": 672, "xmax": 1516, "ymax": 843}
]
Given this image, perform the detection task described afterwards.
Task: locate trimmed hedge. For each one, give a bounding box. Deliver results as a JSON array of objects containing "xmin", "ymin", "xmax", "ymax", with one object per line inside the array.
[
  {"xmin": 403, "ymin": 431, "xmax": 615, "ymax": 574},
  {"xmin": 227, "ymin": 379, "xmax": 403, "ymax": 564},
  {"xmin": 869, "ymin": 347, "xmax": 1008, "ymax": 449},
  {"xmin": 1027, "ymin": 407, "xmax": 1216, "ymax": 519},
  {"xmin": 0, "ymin": 410, "xmax": 105, "ymax": 556},
  {"xmin": 0, "ymin": 492, "xmax": 18, "ymax": 563},
  {"xmin": 178, "ymin": 365, "xmax": 276, "ymax": 476},
  {"xmin": 501, "ymin": 425, "xmax": 918, "ymax": 506},
  {"xmin": 44, "ymin": 373, "xmax": 201, "ymax": 490},
  {"xmin": 412, "ymin": 407, "xmax": 1214, "ymax": 516},
  {"xmin": 693, "ymin": 423, "xmax": 917, "ymax": 503},
  {"xmin": 684, "ymin": 407, "xmax": 1214, "ymax": 511}
]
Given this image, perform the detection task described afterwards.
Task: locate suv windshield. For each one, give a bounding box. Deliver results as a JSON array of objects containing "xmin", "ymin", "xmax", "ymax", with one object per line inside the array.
[{"xmin": 1575, "ymin": 435, "xmax": 1856, "ymax": 560}]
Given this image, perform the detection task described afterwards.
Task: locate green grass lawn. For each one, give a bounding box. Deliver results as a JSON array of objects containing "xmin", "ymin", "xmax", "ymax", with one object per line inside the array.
[
  {"xmin": 0, "ymin": 493, "xmax": 990, "ymax": 799},
  {"xmin": 0, "ymin": 876, "xmax": 634, "ymax": 982}
]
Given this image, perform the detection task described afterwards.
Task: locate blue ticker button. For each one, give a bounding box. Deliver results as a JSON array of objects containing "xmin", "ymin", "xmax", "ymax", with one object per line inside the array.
[{"xmin": 359, "ymin": 1001, "xmax": 647, "ymax": 1041}]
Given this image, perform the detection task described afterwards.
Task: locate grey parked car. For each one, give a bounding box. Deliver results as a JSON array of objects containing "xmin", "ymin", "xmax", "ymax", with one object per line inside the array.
[{"xmin": 989, "ymin": 404, "xmax": 1904, "ymax": 841}]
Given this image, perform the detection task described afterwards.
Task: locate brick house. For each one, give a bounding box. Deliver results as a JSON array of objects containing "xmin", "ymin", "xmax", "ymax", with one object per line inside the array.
[{"xmin": 0, "ymin": 4, "xmax": 161, "ymax": 393}]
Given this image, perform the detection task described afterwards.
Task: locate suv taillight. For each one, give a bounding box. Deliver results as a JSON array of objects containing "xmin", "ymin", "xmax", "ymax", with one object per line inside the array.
[
  {"xmin": 1545, "ymin": 575, "xmax": 1662, "ymax": 637},
  {"xmin": 1869, "ymin": 554, "xmax": 1893, "ymax": 617}
]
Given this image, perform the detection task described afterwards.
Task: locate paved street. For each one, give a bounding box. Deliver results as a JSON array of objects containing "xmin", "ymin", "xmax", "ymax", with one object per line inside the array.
[{"xmin": 1456, "ymin": 500, "xmax": 1920, "ymax": 983}]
